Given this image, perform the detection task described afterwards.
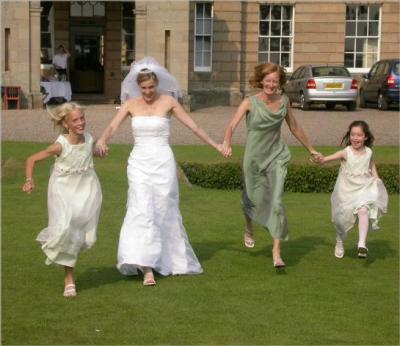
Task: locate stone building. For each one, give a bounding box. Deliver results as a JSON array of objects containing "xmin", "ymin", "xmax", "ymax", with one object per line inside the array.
[{"xmin": 1, "ymin": 0, "xmax": 399, "ymax": 109}]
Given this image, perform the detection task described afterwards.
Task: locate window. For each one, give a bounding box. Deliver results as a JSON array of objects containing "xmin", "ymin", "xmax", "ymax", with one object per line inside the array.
[
  {"xmin": 194, "ymin": 2, "xmax": 213, "ymax": 72},
  {"xmin": 344, "ymin": 5, "xmax": 380, "ymax": 71},
  {"xmin": 70, "ymin": 1, "xmax": 105, "ymax": 17},
  {"xmin": 40, "ymin": 1, "xmax": 54, "ymax": 64},
  {"xmin": 4, "ymin": 28, "xmax": 10, "ymax": 71},
  {"xmin": 258, "ymin": 4, "xmax": 293, "ymax": 69},
  {"xmin": 121, "ymin": 2, "xmax": 135, "ymax": 68}
]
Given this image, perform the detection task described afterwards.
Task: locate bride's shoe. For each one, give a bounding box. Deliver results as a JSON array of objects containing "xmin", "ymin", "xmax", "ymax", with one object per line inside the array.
[
  {"xmin": 143, "ymin": 270, "xmax": 156, "ymax": 286},
  {"xmin": 244, "ymin": 231, "xmax": 255, "ymax": 248}
]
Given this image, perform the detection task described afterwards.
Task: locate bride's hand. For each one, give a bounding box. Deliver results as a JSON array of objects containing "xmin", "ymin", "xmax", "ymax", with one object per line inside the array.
[{"xmin": 217, "ymin": 143, "xmax": 231, "ymax": 158}]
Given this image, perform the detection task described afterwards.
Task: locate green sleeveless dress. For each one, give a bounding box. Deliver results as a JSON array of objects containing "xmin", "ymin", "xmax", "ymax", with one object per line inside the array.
[{"xmin": 242, "ymin": 94, "xmax": 291, "ymax": 240}]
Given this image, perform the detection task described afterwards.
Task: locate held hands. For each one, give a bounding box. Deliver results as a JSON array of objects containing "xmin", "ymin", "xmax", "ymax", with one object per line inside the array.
[
  {"xmin": 22, "ymin": 179, "xmax": 35, "ymax": 194},
  {"xmin": 219, "ymin": 142, "xmax": 232, "ymax": 158},
  {"xmin": 310, "ymin": 151, "xmax": 324, "ymax": 164},
  {"xmin": 95, "ymin": 140, "xmax": 109, "ymax": 158}
]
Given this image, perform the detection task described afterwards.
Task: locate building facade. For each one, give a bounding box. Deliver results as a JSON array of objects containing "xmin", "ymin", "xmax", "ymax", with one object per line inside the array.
[{"xmin": 1, "ymin": 0, "xmax": 399, "ymax": 109}]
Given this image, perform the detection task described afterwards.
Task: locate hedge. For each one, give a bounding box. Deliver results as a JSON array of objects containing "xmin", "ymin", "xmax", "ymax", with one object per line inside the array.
[{"xmin": 179, "ymin": 162, "xmax": 399, "ymax": 194}]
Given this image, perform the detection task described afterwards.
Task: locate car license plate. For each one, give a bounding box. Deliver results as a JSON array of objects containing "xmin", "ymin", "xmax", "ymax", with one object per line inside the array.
[{"xmin": 325, "ymin": 83, "xmax": 344, "ymax": 89}]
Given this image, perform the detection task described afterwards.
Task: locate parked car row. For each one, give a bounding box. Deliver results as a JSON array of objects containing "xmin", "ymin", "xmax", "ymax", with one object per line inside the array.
[
  {"xmin": 359, "ymin": 59, "xmax": 400, "ymax": 111},
  {"xmin": 284, "ymin": 59, "xmax": 399, "ymax": 111}
]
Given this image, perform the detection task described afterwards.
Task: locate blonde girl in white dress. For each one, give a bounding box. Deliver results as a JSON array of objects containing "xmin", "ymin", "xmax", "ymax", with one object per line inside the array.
[
  {"xmin": 318, "ymin": 120, "xmax": 388, "ymax": 259},
  {"xmin": 22, "ymin": 103, "xmax": 102, "ymax": 297}
]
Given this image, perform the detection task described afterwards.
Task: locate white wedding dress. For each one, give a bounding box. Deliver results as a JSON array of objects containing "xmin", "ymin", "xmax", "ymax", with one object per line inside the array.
[{"xmin": 117, "ymin": 116, "xmax": 203, "ymax": 276}]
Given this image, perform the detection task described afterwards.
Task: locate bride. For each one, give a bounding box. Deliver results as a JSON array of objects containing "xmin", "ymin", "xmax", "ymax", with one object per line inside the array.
[{"xmin": 96, "ymin": 57, "xmax": 224, "ymax": 286}]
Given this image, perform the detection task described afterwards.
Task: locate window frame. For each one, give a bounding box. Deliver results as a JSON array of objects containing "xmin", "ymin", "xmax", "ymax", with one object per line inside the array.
[
  {"xmin": 70, "ymin": 1, "xmax": 105, "ymax": 17},
  {"xmin": 193, "ymin": 2, "xmax": 213, "ymax": 73},
  {"xmin": 40, "ymin": 1, "xmax": 54, "ymax": 67},
  {"xmin": 121, "ymin": 2, "xmax": 135, "ymax": 71},
  {"xmin": 258, "ymin": 4, "xmax": 294, "ymax": 72},
  {"xmin": 344, "ymin": 5, "xmax": 381, "ymax": 74}
]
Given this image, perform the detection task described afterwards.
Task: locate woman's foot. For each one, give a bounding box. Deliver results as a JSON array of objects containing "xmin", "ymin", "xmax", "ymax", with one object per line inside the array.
[
  {"xmin": 63, "ymin": 284, "xmax": 77, "ymax": 297},
  {"xmin": 358, "ymin": 247, "xmax": 368, "ymax": 258},
  {"xmin": 244, "ymin": 230, "xmax": 255, "ymax": 248},
  {"xmin": 335, "ymin": 241, "xmax": 345, "ymax": 258},
  {"xmin": 272, "ymin": 250, "xmax": 285, "ymax": 268},
  {"xmin": 143, "ymin": 268, "xmax": 156, "ymax": 286}
]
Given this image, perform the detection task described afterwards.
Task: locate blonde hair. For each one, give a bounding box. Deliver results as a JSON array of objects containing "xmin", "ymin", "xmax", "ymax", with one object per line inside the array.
[
  {"xmin": 136, "ymin": 68, "xmax": 159, "ymax": 85},
  {"xmin": 47, "ymin": 102, "xmax": 84, "ymax": 133},
  {"xmin": 249, "ymin": 63, "xmax": 286, "ymax": 89}
]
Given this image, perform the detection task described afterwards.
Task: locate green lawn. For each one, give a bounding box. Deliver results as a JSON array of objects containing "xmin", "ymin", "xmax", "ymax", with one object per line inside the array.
[{"xmin": 2, "ymin": 142, "xmax": 399, "ymax": 345}]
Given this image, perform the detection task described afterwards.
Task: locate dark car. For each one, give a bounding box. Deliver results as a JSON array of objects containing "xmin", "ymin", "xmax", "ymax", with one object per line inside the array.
[
  {"xmin": 359, "ymin": 59, "xmax": 400, "ymax": 110},
  {"xmin": 285, "ymin": 64, "xmax": 358, "ymax": 111}
]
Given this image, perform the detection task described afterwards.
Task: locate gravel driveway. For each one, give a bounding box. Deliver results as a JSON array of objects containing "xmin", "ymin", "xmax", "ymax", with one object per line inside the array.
[{"xmin": 2, "ymin": 104, "xmax": 399, "ymax": 146}]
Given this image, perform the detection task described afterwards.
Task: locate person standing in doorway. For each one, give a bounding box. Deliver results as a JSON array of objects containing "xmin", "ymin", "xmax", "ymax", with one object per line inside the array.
[{"xmin": 53, "ymin": 44, "xmax": 70, "ymax": 81}]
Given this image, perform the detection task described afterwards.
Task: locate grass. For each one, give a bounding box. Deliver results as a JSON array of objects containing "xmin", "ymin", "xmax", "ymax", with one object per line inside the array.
[{"xmin": 2, "ymin": 142, "xmax": 399, "ymax": 345}]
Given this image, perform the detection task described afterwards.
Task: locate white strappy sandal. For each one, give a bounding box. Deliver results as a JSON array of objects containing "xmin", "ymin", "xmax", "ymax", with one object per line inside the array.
[{"xmin": 63, "ymin": 284, "xmax": 77, "ymax": 297}]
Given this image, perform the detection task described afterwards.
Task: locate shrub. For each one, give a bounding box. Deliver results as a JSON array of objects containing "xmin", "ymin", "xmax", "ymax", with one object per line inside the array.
[{"xmin": 179, "ymin": 162, "xmax": 399, "ymax": 194}]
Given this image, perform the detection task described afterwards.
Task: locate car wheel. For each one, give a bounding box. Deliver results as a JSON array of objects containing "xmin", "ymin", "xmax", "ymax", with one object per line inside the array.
[
  {"xmin": 359, "ymin": 90, "xmax": 366, "ymax": 108},
  {"xmin": 377, "ymin": 93, "xmax": 389, "ymax": 111},
  {"xmin": 299, "ymin": 93, "xmax": 309, "ymax": 110},
  {"xmin": 326, "ymin": 103, "xmax": 335, "ymax": 110},
  {"xmin": 346, "ymin": 101, "xmax": 357, "ymax": 111}
]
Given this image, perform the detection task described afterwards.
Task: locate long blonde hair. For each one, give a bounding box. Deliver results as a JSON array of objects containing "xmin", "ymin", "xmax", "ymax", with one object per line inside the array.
[{"xmin": 47, "ymin": 102, "xmax": 84, "ymax": 133}]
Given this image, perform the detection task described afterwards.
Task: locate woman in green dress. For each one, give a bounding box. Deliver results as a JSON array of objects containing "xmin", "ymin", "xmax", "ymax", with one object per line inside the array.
[{"xmin": 222, "ymin": 62, "xmax": 321, "ymax": 268}]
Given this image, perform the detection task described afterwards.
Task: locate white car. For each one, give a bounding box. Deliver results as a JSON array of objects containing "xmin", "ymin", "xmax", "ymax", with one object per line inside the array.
[{"xmin": 285, "ymin": 65, "xmax": 358, "ymax": 111}]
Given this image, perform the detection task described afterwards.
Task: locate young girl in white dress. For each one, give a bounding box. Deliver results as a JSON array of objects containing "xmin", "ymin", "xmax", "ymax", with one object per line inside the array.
[
  {"xmin": 22, "ymin": 102, "xmax": 102, "ymax": 297},
  {"xmin": 318, "ymin": 120, "xmax": 388, "ymax": 259}
]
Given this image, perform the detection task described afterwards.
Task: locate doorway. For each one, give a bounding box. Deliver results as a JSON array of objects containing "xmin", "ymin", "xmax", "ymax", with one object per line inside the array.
[{"xmin": 70, "ymin": 26, "xmax": 104, "ymax": 93}]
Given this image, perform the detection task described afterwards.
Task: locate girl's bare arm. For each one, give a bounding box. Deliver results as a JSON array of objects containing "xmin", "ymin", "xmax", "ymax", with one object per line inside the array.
[
  {"xmin": 370, "ymin": 159, "xmax": 380, "ymax": 179},
  {"xmin": 23, "ymin": 143, "xmax": 62, "ymax": 194},
  {"xmin": 319, "ymin": 150, "xmax": 346, "ymax": 164}
]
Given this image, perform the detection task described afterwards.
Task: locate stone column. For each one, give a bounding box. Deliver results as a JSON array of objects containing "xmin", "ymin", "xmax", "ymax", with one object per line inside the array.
[
  {"xmin": 134, "ymin": 2, "xmax": 148, "ymax": 59},
  {"xmin": 29, "ymin": 2, "xmax": 42, "ymax": 108}
]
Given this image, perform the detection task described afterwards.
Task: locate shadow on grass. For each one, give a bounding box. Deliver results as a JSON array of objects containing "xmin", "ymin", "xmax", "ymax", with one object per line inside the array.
[
  {"xmin": 193, "ymin": 235, "xmax": 331, "ymax": 268},
  {"xmin": 344, "ymin": 239, "xmax": 398, "ymax": 266},
  {"xmin": 284, "ymin": 235, "xmax": 331, "ymax": 267},
  {"xmin": 193, "ymin": 240, "xmax": 241, "ymax": 262},
  {"xmin": 77, "ymin": 266, "xmax": 138, "ymax": 291}
]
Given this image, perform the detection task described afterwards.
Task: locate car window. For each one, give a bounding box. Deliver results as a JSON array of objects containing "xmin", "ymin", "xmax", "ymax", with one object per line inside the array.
[
  {"xmin": 291, "ymin": 67, "xmax": 302, "ymax": 80},
  {"xmin": 392, "ymin": 62, "xmax": 400, "ymax": 76},
  {"xmin": 376, "ymin": 62, "xmax": 386, "ymax": 76},
  {"xmin": 298, "ymin": 67, "xmax": 307, "ymax": 79},
  {"xmin": 312, "ymin": 67, "xmax": 350, "ymax": 77},
  {"xmin": 369, "ymin": 63, "xmax": 379, "ymax": 77}
]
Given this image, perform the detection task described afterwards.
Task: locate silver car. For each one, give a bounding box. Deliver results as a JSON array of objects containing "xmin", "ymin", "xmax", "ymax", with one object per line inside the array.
[{"xmin": 285, "ymin": 65, "xmax": 358, "ymax": 111}]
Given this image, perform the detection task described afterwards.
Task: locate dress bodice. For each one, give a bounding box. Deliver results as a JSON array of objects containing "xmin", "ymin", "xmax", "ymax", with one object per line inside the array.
[
  {"xmin": 131, "ymin": 116, "xmax": 170, "ymax": 146},
  {"xmin": 54, "ymin": 133, "xmax": 94, "ymax": 175},
  {"xmin": 340, "ymin": 146, "xmax": 372, "ymax": 177}
]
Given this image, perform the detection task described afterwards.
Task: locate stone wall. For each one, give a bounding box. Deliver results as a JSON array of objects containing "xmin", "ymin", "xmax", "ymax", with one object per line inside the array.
[
  {"xmin": 135, "ymin": 1, "xmax": 190, "ymax": 95},
  {"xmin": 188, "ymin": 0, "xmax": 244, "ymax": 109},
  {"xmin": 1, "ymin": 2, "xmax": 41, "ymax": 108},
  {"xmin": 293, "ymin": 2, "xmax": 345, "ymax": 67},
  {"xmin": 104, "ymin": 1, "xmax": 122, "ymax": 101},
  {"xmin": 381, "ymin": 2, "xmax": 400, "ymax": 60}
]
